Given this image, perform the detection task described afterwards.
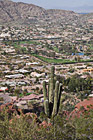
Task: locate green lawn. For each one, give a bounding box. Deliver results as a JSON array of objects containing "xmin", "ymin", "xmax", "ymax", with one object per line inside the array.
[
  {"xmin": 32, "ymin": 54, "xmax": 93, "ymax": 64},
  {"xmin": 7, "ymin": 40, "xmax": 41, "ymax": 48},
  {"xmin": 53, "ymin": 46, "xmax": 59, "ymax": 53},
  {"xmin": 18, "ymin": 92, "xmax": 36, "ymax": 97},
  {"xmin": 13, "ymin": 41, "xmax": 36, "ymax": 47},
  {"xmin": 19, "ymin": 40, "xmax": 39, "ymax": 45},
  {"xmin": 90, "ymin": 46, "xmax": 93, "ymax": 50},
  {"xmin": 32, "ymin": 54, "xmax": 76, "ymax": 64}
]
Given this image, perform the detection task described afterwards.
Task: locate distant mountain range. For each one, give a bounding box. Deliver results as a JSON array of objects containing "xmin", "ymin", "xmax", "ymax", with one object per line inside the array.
[
  {"xmin": 52, "ymin": 5, "xmax": 93, "ymax": 13},
  {"xmin": 68, "ymin": 6, "xmax": 93, "ymax": 13},
  {"xmin": 0, "ymin": 0, "xmax": 79, "ymax": 25}
]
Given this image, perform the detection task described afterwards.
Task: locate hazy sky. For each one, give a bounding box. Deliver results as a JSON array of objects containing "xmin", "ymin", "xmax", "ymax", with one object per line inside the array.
[{"xmin": 13, "ymin": 0, "xmax": 93, "ymax": 8}]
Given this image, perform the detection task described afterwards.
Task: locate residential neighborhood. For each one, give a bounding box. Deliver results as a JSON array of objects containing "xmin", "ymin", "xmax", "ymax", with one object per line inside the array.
[{"xmin": 0, "ymin": 0, "xmax": 93, "ymax": 139}]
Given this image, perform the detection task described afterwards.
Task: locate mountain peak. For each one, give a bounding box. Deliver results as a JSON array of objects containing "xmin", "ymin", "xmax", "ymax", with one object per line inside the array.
[
  {"xmin": 0, "ymin": 0, "xmax": 11, "ymax": 1},
  {"xmin": 0, "ymin": 0, "xmax": 78, "ymax": 25}
]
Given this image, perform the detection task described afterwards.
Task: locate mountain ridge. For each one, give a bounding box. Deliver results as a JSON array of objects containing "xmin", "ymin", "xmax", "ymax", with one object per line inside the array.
[{"xmin": 0, "ymin": 0, "xmax": 79, "ymax": 25}]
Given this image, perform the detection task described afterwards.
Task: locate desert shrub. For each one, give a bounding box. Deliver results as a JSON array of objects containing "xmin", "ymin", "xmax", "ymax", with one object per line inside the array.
[{"xmin": 0, "ymin": 108, "xmax": 93, "ymax": 140}]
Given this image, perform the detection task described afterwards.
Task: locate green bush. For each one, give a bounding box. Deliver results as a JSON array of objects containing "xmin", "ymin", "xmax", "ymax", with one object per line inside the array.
[{"xmin": 0, "ymin": 108, "xmax": 93, "ymax": 140}]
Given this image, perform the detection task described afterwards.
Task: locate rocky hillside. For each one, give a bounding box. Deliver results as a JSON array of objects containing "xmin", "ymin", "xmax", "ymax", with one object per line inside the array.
[
  {"xmin": 0, "ymin": 0, "xmax": 79, "ymax": 25},
  {"xmin": 0, "ymin": 0, "xmax": 46, "ymax": 23}
]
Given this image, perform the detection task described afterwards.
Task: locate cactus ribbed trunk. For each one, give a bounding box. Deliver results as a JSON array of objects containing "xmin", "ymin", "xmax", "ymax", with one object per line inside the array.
[
  {"xmin": 43, "ymin": 81, "xmax": 47, "ymax": 100},
  {"xmin": 44, "ymin": 99, "xmax": 50, "ymax": 117},
  {"xmin": 49, "ymin": 66, "xmax": 55, "ymax": 104},
  {"xmin": 43, "ymin": 66, "xmax": 62, "ymax": 118},
  {"xmin": 52, "ymin": 81, "xmax": 59, "ymax": 116},
  {"xmin": 57, "ymin": 83, "xmax": 62, "ymax": 113},
  {"xmin": 48, "ymin": 79, "xmax": 50, "ymax": 100}
]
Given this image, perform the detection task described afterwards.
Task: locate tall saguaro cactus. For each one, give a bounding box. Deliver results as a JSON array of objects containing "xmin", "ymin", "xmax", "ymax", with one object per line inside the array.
[
  {"xmin": 49, "ymin": 66, "xmax": 55, "ymax": 104},
  {"xmin": 43, "ymin": 66, "xmax": 62, "ymax": 118}
]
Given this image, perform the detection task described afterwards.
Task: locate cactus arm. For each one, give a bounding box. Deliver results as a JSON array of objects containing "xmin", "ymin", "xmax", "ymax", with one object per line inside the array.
[
  {"xmin": 48, "ymin": 79, "xmax": 50, "ymax": 100},
  {"xmin": 43, "ymin": 81, "xmax": 47, "ymax": 100},
  {"xmin": 49, "ymin": 66, "xmax": 55, "ymax": 104},
  {"xmin": 57, "ymin": 83, "xmax": 62, "ymax": 113},
  {"xmin": 52, "ymin": 81, "xmax": 59, "ymax": 117}
]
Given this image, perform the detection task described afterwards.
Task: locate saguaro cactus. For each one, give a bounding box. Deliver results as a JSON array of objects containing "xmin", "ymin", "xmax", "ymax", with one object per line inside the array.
[
  {"xmin": 49, "ymin": 66, "xmax": 55, "ymax": 104},
  {"xmin": 43, "ymin": 66, "xmax": 62, "ymax": 118}
]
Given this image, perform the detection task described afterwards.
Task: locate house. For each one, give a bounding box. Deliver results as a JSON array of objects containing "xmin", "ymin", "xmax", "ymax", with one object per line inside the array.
[
  {"xmin": 30, "ymin": 72, "xmax": 45, "ymax": 78},
  {"xmin": 5, "ymin": 74, "xmax": 24, "ymax": 79},
  {"xmin": 15, "ymin": 69, "xmax": 29, "ymax": 74},
  {"xmin": 26, "ymin": 62, "xmax": 39, "ymax": 65},
  {"xmin": 21, "ymin": 94, "xmax": 44, "ymax": 101},
  {"xmin": 0, "ymin": 87, "xmax": 8, "ymax": 92},
  {"xmin": 83, "ymin": 68, "xmax": 93, "ymax": 73}
]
